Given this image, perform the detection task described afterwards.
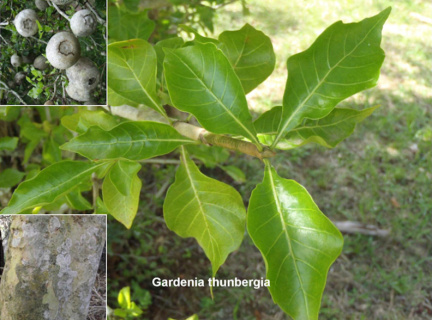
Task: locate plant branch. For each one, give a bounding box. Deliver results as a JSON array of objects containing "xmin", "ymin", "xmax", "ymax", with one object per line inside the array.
[
  {"xmin": 110, "ymin": 105, "xmax": 169, "ymax": 123},
  {"xmin": 91, "ymin": 172, "xmax": 98, "ymax": 209},
  {"xmin": 47, "ymin": 1, "xmax": 71, "ymax": 21},
  {"xmin": 85, "ymin": 2, "xmax": 105, "ymax": 26},
  {"xmin": 174, "ymin": 122, "xmax": 275, "ymax": 160},
  {"xmin": 0, "ymin": 81, "xmax": 27, "ymax": 105},
  {"xmin": 107, "ymin": 105, "xmax": 274, "ymax": 159},
  {"xmin": 29, "ymin": 36, "xmax": 47, "ymax": 45}
]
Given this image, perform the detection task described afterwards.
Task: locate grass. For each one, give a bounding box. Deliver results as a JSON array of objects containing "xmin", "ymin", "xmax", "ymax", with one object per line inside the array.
[{"xmin": 107, "ymin": 1, "xmax": 432, "ymax": 319}]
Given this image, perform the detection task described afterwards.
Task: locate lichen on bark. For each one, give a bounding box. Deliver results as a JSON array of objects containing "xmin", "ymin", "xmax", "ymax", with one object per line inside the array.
[{"xmin": 0, "ymin": 215, "xmax": 106, "ymax": 320}]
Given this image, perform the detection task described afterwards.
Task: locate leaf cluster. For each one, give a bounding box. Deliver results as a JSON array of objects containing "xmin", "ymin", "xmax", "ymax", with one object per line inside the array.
[{"xmin": 0, "ymin": 5, "xmax": 391, "ymax": 320}]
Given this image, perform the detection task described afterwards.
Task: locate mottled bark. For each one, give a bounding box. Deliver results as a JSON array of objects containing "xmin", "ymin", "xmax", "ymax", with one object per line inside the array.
[{"xmin": 0, "ymin": 215, "xmax": 106, "ymax": 320}]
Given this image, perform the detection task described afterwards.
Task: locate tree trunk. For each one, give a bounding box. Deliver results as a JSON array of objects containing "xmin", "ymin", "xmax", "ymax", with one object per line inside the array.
[{"xmin": 0, "ymin": 215, "xmax": 106, "ymax": 320}]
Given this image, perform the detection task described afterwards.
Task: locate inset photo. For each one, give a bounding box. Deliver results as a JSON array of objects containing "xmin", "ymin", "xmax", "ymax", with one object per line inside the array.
[
  {"xmin": 0, "ymin": 214, "xmax": 107, "ymax": 320},
  {"xmin": 0, "ymin": 0, "xmax": 106, "ymax": 106}
]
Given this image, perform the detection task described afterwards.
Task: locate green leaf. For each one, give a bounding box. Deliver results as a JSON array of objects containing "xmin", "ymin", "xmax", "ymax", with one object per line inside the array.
[
  {"xmin": 61, "ymin": 110, "xmax": 119, "ymax": 134},
  {"xmin": 163, "ymin": 147, "xmax": 246, "ymax": 276},
  {"xmin": 0, "ymin": 161, "xmax": 104, "ymax": 214},
  {"xmin": 219, "ymin": 165, "xmax": 246, "ymax": 183},
  {"xmin": 179, "ymin": 25, "xmax": 219, "ymax": 45},
  {"xmin": 42, "ymin": 137, "xmax": 61, "ymax": 164},
  {"xmin": 118, "ymin": 287, "xmax": 132, "ymax": 309},
  {"xmin": 186, "ymin": 144, "xmax": 229, "ymax": 168},
  {"xmin": 219, "ymin": 24, "xmax": 276, "ymax": 94},
  {"xmin": 255, "ymin": 106, "xmax": 378, "ymax": 149},
  {"xmin": 154, "ymin": 37, "xmax": 184, "ymax": 80},
  {"xmin": 248, "ymin": 164, "xmax": 343, "ymax": 320},
  {"xmin": 18, "ymin": 115, "xmax": 48, "ymax": 163},
  {"xmin": 61, "ymin": 121, "xmax": 193, "ymax": 161},
  {"xmin": 108, "ymin": 5, "xmax": 155, "ymax": 42},
  {"xmin": 164, "ymin": 43, "xmax": 259, "ymax": 145},
  {"xmin": 65, "ymin": 189, "xmax": 92, "ymax": 211},
  {"xmin": 103, "ymin": 160, "xmax": 142, "ymax": 228},
  {"xmin": 0, "ymin": 168, "xmax": 25, "ymax": 188},
  {"xmin": 108, "ymin": 39, "xmax": 166, "ymax": 117},
  {"xmin": 0, "ymin": 136, "xmax": 19, "ymax": 151},
  {"xmin": 274, "ymin": 7, "xmax": 391, "ymax": 147}
]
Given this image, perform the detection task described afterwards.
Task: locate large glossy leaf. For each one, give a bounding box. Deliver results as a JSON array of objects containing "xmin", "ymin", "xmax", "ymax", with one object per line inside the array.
[
  {"xmin": 61, "ymin": 121, "xmax": 193, "ymax": 161},
  {"xmin": 163, "ymin": 147, "xmax": 246, "ymax": 276},
  {"xmin": 273, "ymin": 8, "xmax": 391, "ymax": 147},
  {"xmin": 248, "ymin": 164, "xmax": 343, "ymax": 320},
  {"xmin": 163, "ymin": 43, "xmax": 259, "ymax": 145},
  {"xmin": 219, "ymin": 24, "xmax": 276, "ymax": 94},
  {"xmin": 108, "ymin": 4, "xmax": 155, "ymax": 42},
  {"xmin": 103, "ymin": 160, "xmax": 142, "ymax": 228},
  {"xmin": 0, "ymin": 161, "xmax": 104, "ymax": 214},
  {"xmin": 108, "ymin": 40, "xmax": 166, "ymax": 117},
  {"xmin": 255, "ymin": 106, "xmax": 378, "ymax": 149}
]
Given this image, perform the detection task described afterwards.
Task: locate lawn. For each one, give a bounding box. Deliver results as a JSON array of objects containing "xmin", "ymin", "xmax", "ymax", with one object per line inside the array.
[{"xmin": 107, "ymin": 1, "xmax": 432, "ymax": 319}]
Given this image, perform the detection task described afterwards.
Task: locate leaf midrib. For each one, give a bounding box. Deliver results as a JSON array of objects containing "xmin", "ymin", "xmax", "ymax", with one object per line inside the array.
[
  {"xmin": 114, "ymin": 49, "xmax": 165, "ymax": 116},
  {"xmin": 267, "ymin": 164, "xmax": 309, "ymax": 318},
  {"xmin": 169, "ymin": 49, "xmax": 259, "ymax": 145},
  {"xmin": 181, "ymin": 148, "xmax": 214, "ymax": 258},
  {"xmin": 273, "ymin": 15, "xmax": 386, "ymax": 147},
  {"xmin": 69, "ymin": 138, "xmax": 192, "ymax": 147}
]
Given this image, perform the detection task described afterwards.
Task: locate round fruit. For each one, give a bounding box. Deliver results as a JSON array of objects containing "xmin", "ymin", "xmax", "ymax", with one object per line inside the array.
[{"xmin": 46, "ymin": 32, "xmax": 81, "ymax": 69}]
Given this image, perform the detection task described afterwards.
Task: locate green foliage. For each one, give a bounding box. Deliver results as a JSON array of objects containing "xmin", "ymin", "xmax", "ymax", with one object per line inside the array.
[
  {"xmin": 255, "ymin": 105, "xmax": 379, "ymax": 149},
  {"xmin": 163, "ymin": 43, "xmax": 259, "ymax": 144},
  {"xmin": 0, "ymin": 161, "xmax": 107, "ymax": 215},
  {"xmin": 248, "ymin": 163, "xmax": 343, "ymax": 319},
  {"xmin": 1, "ymin": 6, "xmax": 391, "ymax": 319},
  {"xmin": 218, "ymin": 23, "xmax": 276, "ymax": 94},
  {"xmin": 114, "ymin": 286, "xmax": 143, "ymax": 319},
  {"xmin": 103, "ymin": 160, "xmax": 142, "ymax": 229},
  {"xmin": 108, "ymin": 5, "xmax": 154, "ymax": 43},
  {"xmin": 108, "ymin": 40, "xmax": 165, "ymax": 115},
  {"xmin": 108, "ymin": 0, "xmax": 239, "ymax": 43},
  {"xmin": 61, "ymin": 121, "xmax": 193, "ymax": 161},
  {"xmin": 273, "ymin": 8, "xmax": 391, "ymax": 147},
  {"xmin": 164, "ymin": 147, "xmax": 246, "ymax": 277}
]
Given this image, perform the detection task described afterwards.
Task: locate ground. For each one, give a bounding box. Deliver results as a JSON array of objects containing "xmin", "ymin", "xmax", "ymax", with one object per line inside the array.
[{"xmin": 107, "ymin": 0, "xmax": 432, "ymax": 319}]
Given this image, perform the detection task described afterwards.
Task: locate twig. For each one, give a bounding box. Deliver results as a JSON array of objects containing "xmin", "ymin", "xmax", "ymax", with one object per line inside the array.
[
  {"xmin": 85, "ymin": 2, "xmax": 105, "ymax": 25},
  {"xmin": 109, "ymin": 106, "xmax": 273, "ymax": 159},
  {"xmin": 110, "ymin": 105, "xmax": 169, "ymax": 123},
  {"xmin": 61, "ymin": 78, "xmax": 66, "ymax": 100},
  {"xmin": 47, "ymin": 0, "xmax": 71, "ymax": 21},
  {"xmin": 140, "ymin": 159, "xmax": 181, "ymax": 165},
  {"xmin": 0, "ymin": 81, "xmax": 27, "ymax": 105},
  {"xmin": 29, "ymin": 36, "xmax": 47, "ymax": 45},
  {"xmin": 332, "ymin": 220, "xmax": 390, "ymax": 237},
  {"xmin": 155, "ymin": 169, "xmax": 177, "ymax": 198},
  {"xmin": 0, "ymin": 34, "xmax": 10, "ymax": 45},
  {"xmin": 409, "ymin": 12, "xmax": 432, "ymax": 25},
  {"xmin": 0, "ymin": 22, "xmax": 9, "ymax": 26},
  {"xmin": 51, "ymin": 75, "xmax": 60, "ymax": 100},
  {"xmin": 92, "ymin": 172, "xmax": 98, "ymax": 209},
  {"xmin": 174, "ymin": 122, "xmax": 275, "ymax": 159},
  {"xmin": 44, "ymin": 106, "xmax": 52, "ymax": 121}
]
